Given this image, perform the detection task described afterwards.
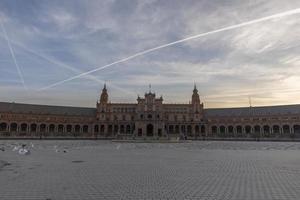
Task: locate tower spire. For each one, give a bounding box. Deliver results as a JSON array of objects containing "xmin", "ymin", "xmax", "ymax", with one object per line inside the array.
[{"xmin": 100, "ymin": 83, "xmax": 108, "ymax": 104}]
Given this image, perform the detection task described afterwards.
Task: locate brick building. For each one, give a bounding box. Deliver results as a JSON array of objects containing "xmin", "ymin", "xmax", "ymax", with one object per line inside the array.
[{"xmin": 0, "ymin": 84, "xmax": 300, "ymax": 139}]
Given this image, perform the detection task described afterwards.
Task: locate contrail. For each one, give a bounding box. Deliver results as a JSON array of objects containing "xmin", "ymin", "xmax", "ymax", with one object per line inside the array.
[
  {"xmin": 39, "ymin": 8, "xmax": 300, "ymax": 91},
  {"xmin": 0, "ymin": 32, "xmax": 136, "ymax": 95},
  {"xmin": 0, "ymin": 18, "xmax": 27, "ymax": 91}
]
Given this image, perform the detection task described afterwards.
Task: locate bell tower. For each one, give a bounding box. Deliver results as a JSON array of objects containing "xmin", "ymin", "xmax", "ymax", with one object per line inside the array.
[
  {"xmin": 97, "ymin": 84, "xmax": 109, "ymax": 118},
  {"xmin": 100, "ymin": 83, "xmax": 108, "ymax": 104},
  {"xmin": 191, "ymin": 84, "xmax": 203, "ymax": 114},
  {"xmin": 192, "ymin": 84, "xmax": 200, "ymax": 105}
]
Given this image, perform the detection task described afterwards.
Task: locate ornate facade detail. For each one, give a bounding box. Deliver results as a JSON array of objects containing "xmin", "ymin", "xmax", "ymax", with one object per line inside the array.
[{"xmin": 0, "ymin": 84, "xmax": 300, "ymax": 139}]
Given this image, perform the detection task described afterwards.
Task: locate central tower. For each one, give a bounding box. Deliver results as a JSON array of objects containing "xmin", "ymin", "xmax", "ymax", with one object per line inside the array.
[{"xmin": 135, "ymin": 87, "xmax": 164, "ymax": 137}]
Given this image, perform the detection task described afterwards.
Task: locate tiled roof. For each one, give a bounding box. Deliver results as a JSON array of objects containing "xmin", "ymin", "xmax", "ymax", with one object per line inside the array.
[
  {"xmin": 1, "ymin": 102, "xmax": 300, "ymax": 117},
  {"xmin": 205, "ymin": 104, "xmax": 300, "ymax": 117},
  {"xmin": 0, "ymin": 102, "xmax": 96, "ymax": 116}
]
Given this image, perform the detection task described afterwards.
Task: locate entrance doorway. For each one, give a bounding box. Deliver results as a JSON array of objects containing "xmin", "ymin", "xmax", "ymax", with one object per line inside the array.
[{"xmin": 147, "ymin": 124, "xmax": 154, "ymax": 137}]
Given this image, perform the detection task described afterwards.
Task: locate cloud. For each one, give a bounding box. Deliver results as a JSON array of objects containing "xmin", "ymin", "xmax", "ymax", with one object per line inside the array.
[{"xmin": 0, "ymin": 0, "xmax": 300, "ymax": 107}]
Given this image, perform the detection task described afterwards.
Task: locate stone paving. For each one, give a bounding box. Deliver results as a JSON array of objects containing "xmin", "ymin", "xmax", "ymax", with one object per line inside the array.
[{"xmin": 1, "ymin": 140, "xmax": 300, "ymax": 200}]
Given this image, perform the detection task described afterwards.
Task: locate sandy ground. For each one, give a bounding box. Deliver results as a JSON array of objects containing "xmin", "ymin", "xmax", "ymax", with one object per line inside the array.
[{"xmin": 1, "ymin": 140, "xmax": 300, "ymax": 200}]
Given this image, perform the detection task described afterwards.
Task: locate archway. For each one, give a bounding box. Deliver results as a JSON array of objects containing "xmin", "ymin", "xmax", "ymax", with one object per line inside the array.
[
  {"xmin": 147, "ymin": 124, "xmax": 154, "ymax": 137},
  {"xmin": 294, "ymin": 125, "xmax": 300, "ymax": 137},
  {"xmin": 0, "ymin": 123, "xmax": 7, "ymax": 132}
]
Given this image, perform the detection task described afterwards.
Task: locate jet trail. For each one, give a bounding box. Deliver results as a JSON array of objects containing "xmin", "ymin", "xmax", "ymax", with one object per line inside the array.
[
  {"xmin": 0, "ymin": 19, "xmax": 27, "ymax": 91},
  {"xmin": 39, "ymin": 8, "xmax": 300, "ymax": 91},
  {"xmin": 0, "ymin": 33, "xmax": 136, "ymax": 95}
]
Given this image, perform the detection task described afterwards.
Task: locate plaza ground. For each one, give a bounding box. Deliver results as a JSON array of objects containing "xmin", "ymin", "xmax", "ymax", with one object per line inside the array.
[{"xmin": 1, "ymin": 140, "xmax": 300, "ymax": 200}]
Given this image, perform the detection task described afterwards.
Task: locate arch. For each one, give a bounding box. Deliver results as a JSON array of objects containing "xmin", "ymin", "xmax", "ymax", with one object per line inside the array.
[
  {"xmin": 126, "ymin": 125, "xmax": 131, "ymax": 134},
  {"xmin": 263, "ymin": 125, "xmax": 270, "ymax": 136},
  {"xmin": 40, "ymin": 124, "xmax": 46, "ymax": 132},
  {"xmin": 181, "ymin": 125, "xmax": 186, "ymax": 133},
  {"xmin": 66, "ymin": 125, "xmax": 72, "ymax": 133},
  {"xmin": 0, "ymin": 122, "xmax": 7, "ymax": 132},
  {"xmin": 283, "ymin": 125, "xmax": 290, "ymax": 134},
  {"xmin": 100, "ymin": 125, "xmax": 105, "ymax": 133},
  {"xmin": 294, "ymin": 125, "xmax": 300, "ymax": 136},
  {"xmin": 49, "ymin": 124, "xmax": 55, "ymax": 132},
  {"xmin": 195, "ymin": 125, "xmax": 200, "ymax": 134},
  {"xmin": 169, "ymin": 125, "xmax": 174, "ymax": 133},
  {"xmin": 10, "ymin": 123, "xmax": 18, "ymax": 132},
  {"xmin": 228, "ymin": 126, "xmax": 234, "ymax": 137},
  {"xmin": 83, "ymin": 125, "xmax": 89, "ymax": 133},
  {"xmin": 245, "ymin": 125, "xmax": 252, "ymax": 135},
  {"xmin": 114, "ymin": 125, "xmax": 118, "ymax": 134},
  {"xmin": 187, "ymin": 125, "xmax": 192, "ymax": 135},
  {"xmin": 273, "ymin": 125, "xmax": 280, "ymax": 135},
  {"xmin": 94, "ymin": 125, "xmax": 99, "ymax": 133},
  {"xmin": 219, "ymin": 126, "xmax": 226, "ymax": 137},
  {"xmin": 201, "ymin": 125, "xmax": 206, "ymax": 134},
  {"xmin": 58, "ymin": 124, "xmax": 64, "ymax": 133},
  {"xmin": 30, "ymin": 123, "xmax": 37, "ymax": 132},
  {"xmin": 146, "ymin": 124, "xmax": 154, "ymax": 137},
  {"xmin": 20, "ymin": 123, "xmax": 28, "ymax": 132},
  {"xmin": 236, "ymin": 126, "xmax": 243, "ymax": 136},
  {"xmin": 211, "ymin": 126, "xmax": 217, "ymax": 135},
  {"xmin": 75, "ymin": 125, "xmax": 81, "ymax": 133},
  {"xmin": 175, "ymin": 125, "xmax": 180, "ymax": 133},
  {"xmin": 108, "ymin": 125, "xmax": 113, "ymax": 134},
  {"xmin": 120, "ymin": 125, "xmax": 125, "ymax": 133},
  {"xmin": 254, "ymin": 125, "xmax": 260, "ymax": 133}
]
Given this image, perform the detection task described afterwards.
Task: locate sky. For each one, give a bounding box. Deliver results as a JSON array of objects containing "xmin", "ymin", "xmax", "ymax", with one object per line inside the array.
[{"xmin": 0, "ymin": 0, "xmax": 300, "ymax": 108}]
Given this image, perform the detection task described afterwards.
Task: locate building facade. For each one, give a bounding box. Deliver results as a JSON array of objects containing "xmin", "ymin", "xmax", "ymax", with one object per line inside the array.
[{"xmin": 0, "ymin": 84, "xmax": 300, "ymax": 139}]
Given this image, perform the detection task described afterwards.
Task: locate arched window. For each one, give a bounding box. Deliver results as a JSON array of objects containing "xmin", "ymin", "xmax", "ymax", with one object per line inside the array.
[
  {"xmin": 120, "ymin": 125, "xmax": 125, "ymax": 133},
  {"xmin": 273, "ymin": 125, "xmax": 280, "ymax": 134},
  {"xmin": 293, "ymin": 125, "xmax": 300, "ymax": 134},
  {"xmin": 236, "ymin": 126, "xmax": 242, "ymax": 134},
  {"xmin": 175, "ymin": 125, "xmax": 180, "ymax": 133},
  {"xmin": 283, "ymin": 125, "xmax": 290, "ymax": 134},
  {"xmin": 228, "ymin": 126, "xmax": 234, "ymax": 134},
  {"xmin": 195, "ymin": 125, "xmax": 200, "ymax": 133},
  {"xmin": 181, "ymin": 125, "xmax": 186, "ymax": 133},
  {"xmin": 169, "ymin": 125, "xmax": 174, "ymax": 133},
  {"xmin": 94, "ymin": 125, "xmax": 99, "ymax": 133},
  {"xmin": 245, "ymin": 126, "xmax": 251, "ymax": 134},
  {"xmin": 201, "ymin": 125, "xmax": 205, "ymax": 134},
  {"xmin": 40, "ymin": 124, "xmax": 46, "ymax": 132},
  {"xmin": 220, "ymin": 126, "xmax": 226, "ymax": 134},
  {"xmin": 187, "ymin": 125, "xmax": 192, "ymax": 134},
  {"xmin": 66, "ymin": 125, "xmax": 72, "ymax": 133},
  {"xmin": 21, "ymin": 123, "xmax": 28, "ymax": 132},
  {"xmin": 58, "ymin": 124, "xmax": 64, "ymax": 133},
  {"xmin": 83, "ymin": 125, "xmax": 88, "ymax": 133},
  {"xmin": 49, "ymin": 124, "xmax": 55, "ymax": 132},
  {"xmin": 254, "ymin": 125, "xmax": 261, "ymax": 133},
  {"xmin": 30, "ymin": 124, "xmax": 37, "ymax": 132},
  {"xmin": 0, "ymin": 123, "xmax": 7, "ymax": 132},
  {"xmin": 10, "ymin": 123, "xmax": 18, "ymax": 132},
  {"xmin": 126, "ymin": 125, "xmax": 131, "ymax": 134},
  {"xmin": 100, "ymin": 125, "xmax": 105, "ymax": 133},
  {"xmin": 212, "ymin": 126, "xmax": 217, "ymax": 134},
  {"xmin": 75, "ymin": 125, "xmax": 81, "ymax": 133}
]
